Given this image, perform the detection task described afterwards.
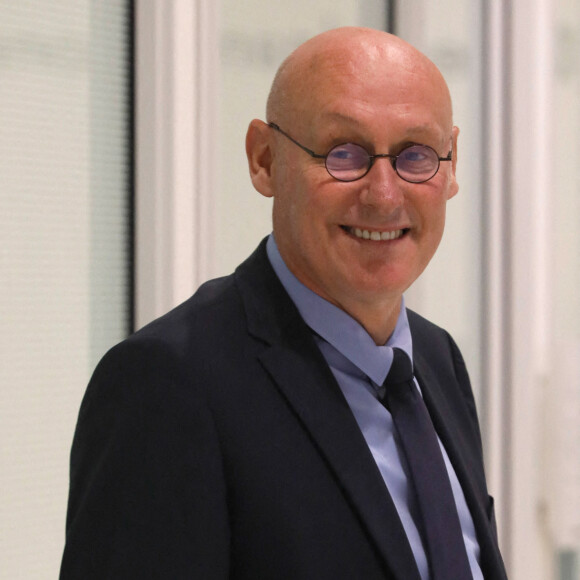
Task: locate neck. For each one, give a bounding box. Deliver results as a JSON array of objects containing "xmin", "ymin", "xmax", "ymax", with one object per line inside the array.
[{"xmin": 338, "ymin": 296, "xmax": 403, "ymax": 346}]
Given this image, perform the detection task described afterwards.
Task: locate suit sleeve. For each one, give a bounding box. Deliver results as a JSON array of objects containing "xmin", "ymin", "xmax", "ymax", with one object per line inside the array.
[{"xmin": 60, "ymin": 338, "xmax": 230, "ymax": 579}]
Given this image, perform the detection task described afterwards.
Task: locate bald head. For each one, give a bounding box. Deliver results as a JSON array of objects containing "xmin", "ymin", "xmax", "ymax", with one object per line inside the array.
[{"xmin": 266, "ymin": 27, "xmax": 453, "ymax": 134}]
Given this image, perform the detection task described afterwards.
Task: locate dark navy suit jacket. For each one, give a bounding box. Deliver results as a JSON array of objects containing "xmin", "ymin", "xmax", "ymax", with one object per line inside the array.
[{"xmin": 60, "ymin": 239, "xmax": 507, "ymax": 579}]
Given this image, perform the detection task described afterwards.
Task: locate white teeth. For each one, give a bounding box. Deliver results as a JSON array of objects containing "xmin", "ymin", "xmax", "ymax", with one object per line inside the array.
[{"xmin": 350, "ymin": 227, "xmax": 404, "ymax": 241}]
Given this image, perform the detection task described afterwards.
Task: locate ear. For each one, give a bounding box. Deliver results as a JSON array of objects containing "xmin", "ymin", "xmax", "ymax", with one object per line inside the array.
[
  {"xmin": 246, "ymin": 119, "xmax": 275, "ymax": 198},
  {"xmin": 446, "ymin": 125, "xmax": 460, "ymax": 200}
]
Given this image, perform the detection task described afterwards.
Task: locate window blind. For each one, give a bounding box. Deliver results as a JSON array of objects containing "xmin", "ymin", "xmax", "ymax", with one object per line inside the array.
[{"xmin": 0, "ymin": 2, "xmax": 132, "ymax": 577}]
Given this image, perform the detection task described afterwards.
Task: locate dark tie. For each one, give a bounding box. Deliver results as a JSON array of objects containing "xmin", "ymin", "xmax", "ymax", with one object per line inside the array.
[{"xmin": 382, "ymin": 348, "xmax": 473, "ymax": 580}]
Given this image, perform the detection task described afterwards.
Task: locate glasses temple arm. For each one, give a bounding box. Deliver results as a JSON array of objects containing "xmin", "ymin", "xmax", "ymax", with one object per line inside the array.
[{"xmin": 267, "ymin": 122, "xmax": 326, "ymax": 159}]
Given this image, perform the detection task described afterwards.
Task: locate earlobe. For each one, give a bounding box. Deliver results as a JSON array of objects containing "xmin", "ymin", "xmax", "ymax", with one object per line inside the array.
[{"xmin": 246, "ymin": 119, "xmax": 275, "ymax": 198}]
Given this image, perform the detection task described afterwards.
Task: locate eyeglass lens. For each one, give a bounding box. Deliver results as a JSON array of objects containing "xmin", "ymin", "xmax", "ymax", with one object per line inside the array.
[
  {"xmin": 325, "ymin": 144, "xmax": 370, "ymax": 182},
  {"xmin": 326, "ymin": 143, "xmax": 441, "ymax": 183}
]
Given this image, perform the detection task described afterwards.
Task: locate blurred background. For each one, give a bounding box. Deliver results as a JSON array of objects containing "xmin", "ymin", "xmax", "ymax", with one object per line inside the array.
[{"xmin": 1, "ymin": 1, "xmax": 579, "ymax": 578}]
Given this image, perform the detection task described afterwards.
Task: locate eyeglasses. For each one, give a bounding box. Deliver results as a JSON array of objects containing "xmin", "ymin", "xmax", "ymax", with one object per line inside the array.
[{"xmin": 268, "ymin": 122, "xmax": 452, "ymax": 184}]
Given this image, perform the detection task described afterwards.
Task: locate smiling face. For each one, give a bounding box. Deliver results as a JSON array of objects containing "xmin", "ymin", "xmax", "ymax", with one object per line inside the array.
[{"xmin": 247, "ymin": 28, "xmax": 459, "ymax": 335}]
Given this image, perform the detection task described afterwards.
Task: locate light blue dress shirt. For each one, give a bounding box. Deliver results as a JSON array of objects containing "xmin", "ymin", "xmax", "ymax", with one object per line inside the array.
[{"xmin": 266, "ymin": 235, "xmax": 483, "ymax": 580}]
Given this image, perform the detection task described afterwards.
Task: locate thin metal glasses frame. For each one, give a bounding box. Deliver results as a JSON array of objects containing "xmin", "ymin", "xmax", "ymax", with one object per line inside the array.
[{"xmin": 268, "ymin": 122, "xmax": 452, "ymax": 184}]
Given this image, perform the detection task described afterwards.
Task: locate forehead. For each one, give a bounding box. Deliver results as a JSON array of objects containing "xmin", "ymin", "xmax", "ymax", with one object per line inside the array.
[
  {"xmin": 289, "ymin": 47, "xmax": 452, "ymax": 142},
  {"xmin": 300, "ymin": 95, "xmax": 451, "ymax": 153}
]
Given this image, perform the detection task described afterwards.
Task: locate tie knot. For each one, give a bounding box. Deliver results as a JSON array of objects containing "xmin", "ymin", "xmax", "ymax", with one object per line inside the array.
[{"xmin": 385, "ymin": 348, "xmax": 413, "ymax": 385}]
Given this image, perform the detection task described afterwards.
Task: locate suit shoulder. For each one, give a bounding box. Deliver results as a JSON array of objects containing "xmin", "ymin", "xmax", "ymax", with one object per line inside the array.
[
  {"xmin": 406, "ymin": 308, "xmax": 451, "ymax": 345},
  {"xmin": 139, "ymin": 273, "xmax": 239, "ymax": 332},
  {"xmin": 90, "ymin": 273, "xmax": 247, "ymax": 392},
  {"xmin": 406, "ymin": 308, "xmax": 469, "ymax": 382},
  {"xmin": 132, "ymin": 273, "xmax": 244, "ymax": 347}
]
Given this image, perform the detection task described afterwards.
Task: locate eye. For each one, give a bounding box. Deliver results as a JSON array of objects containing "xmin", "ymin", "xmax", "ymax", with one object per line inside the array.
[
  {"xmin": 398, "ymin": 145, "xmax": 438, "ymax": 168},
  {"xmin": 325, "ymin": 143, "xmax": 371, "ymax": 181},
  {"xmin": 400, "ymin": 146, "xmax": 431, "ymax": 163},
  {"xmin": 327, "ymin": 143, "xmax": 369, "ymax": 167},
  {"xmin": 331, "ymin": 144, "xmax": 357, "ymax": 158}
]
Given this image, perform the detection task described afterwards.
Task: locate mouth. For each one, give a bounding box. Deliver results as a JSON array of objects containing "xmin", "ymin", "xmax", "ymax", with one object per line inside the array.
[{"xmin": 341, "ymin": 226, "xmax": 409, "ymax": 241}]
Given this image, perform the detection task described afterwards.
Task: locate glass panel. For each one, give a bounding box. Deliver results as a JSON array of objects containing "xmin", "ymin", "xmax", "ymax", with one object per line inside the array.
[
  {"xmin": 0, "ymin": 2, "xmax": 132, "ymax": 577},
  {"xmin": 216, "ymin": 0, "xmax": 388, "ymax": 277},
  {"xmin": 551, "ymin": 1, "xmax": 580, "ymax": 577},
  {"xmin": 396, "ymin": 1, "xmax": 484, "ymax": 402}
]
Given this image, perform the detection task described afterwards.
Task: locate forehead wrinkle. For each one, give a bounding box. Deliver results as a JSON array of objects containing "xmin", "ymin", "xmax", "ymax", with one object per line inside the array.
[
  {"xmin": 311, "ymin": 110, "xmax": 449, "ymax": 149},
  {"xmin": 315, "ymin": 111, "xmax": 441, "ymax": 133}
]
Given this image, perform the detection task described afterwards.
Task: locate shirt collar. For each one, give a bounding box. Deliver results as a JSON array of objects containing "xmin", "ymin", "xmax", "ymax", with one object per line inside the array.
[{"xmin": 266, "ymin": 234, "xmax": 413, "ymax": 386}]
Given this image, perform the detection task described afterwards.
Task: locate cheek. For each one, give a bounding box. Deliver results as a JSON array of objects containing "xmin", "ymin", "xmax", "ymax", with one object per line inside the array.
[
  {"xmin": 417, "ymin": 188, "xmax": 448, "ymax": 226},
  {"xmin": 410, "ymin": 193, "xmax": 449, "ymax": 262},
  {"xmin": 424, "ymin": 202, "xmax": 448, "ymax": 259},
  {"xmin": 271, "ymin": 185, "xmax": 313, "ymax": 248},
  {"xmin": 273, "ymin": 175, "xmax": 329, "ymax": 232}
]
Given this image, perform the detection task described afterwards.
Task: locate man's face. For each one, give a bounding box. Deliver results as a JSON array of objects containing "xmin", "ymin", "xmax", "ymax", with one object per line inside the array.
[{"xmin": 265, "ymin": 41, "xmax": 459, "ymax": 314}]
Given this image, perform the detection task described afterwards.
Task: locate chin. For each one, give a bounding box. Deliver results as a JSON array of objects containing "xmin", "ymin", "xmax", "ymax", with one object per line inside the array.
[{"xmin": 350, "ymin": 268, "xmax": 416, "ymax": 293}]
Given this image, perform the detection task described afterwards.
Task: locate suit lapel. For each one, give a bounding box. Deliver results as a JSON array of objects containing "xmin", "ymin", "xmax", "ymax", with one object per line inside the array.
[
  {"xmin": 413, "ymin": 348, "xmax": 507, "ymax": 580},
  {"xmin": 234, "ymin": 241, "xmax": 422, "ymax": 580},
  {"xmin": 413, "ymin": 350, "xmax": 488, "ymax": 504}
]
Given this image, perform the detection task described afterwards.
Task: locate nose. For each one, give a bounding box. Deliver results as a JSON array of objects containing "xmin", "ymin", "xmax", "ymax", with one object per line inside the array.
[{"xmin": 358, "ymin": 157, "xmax": 405, "ymax": 213}]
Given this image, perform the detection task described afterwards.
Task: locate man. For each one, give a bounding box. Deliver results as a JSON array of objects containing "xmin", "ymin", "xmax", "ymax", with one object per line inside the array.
[{"xmin": 61, "ymin": 27, "xmax": 507, "ymax": 579}]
